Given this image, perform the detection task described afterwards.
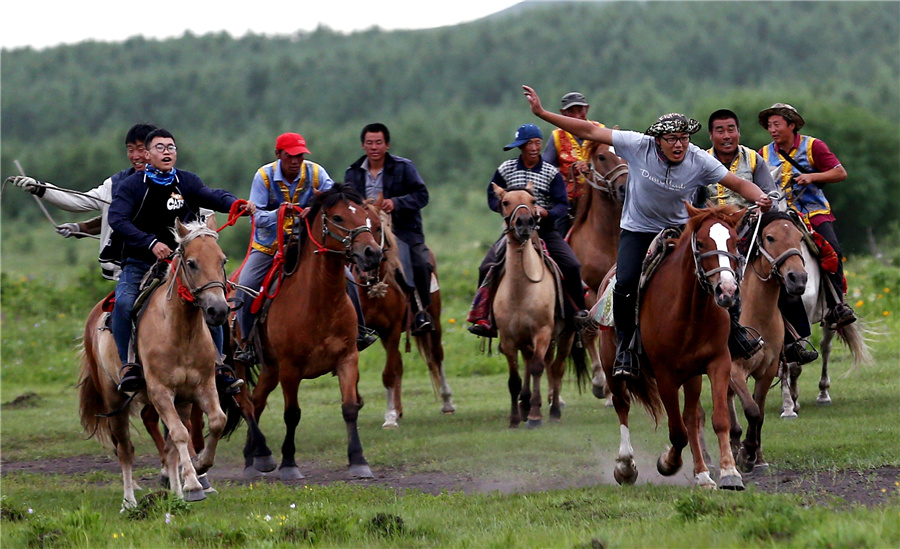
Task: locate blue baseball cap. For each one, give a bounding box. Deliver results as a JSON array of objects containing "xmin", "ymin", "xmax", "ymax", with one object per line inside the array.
[{"xmin": 503, "ymin": 123, "xmax": 543, "ymax": 151}]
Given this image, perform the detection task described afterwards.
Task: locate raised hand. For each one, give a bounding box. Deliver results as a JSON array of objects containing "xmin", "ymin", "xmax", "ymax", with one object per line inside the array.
[{"xmin": 7, "ymin": 175, "xmax": 41, "ymax": 195}]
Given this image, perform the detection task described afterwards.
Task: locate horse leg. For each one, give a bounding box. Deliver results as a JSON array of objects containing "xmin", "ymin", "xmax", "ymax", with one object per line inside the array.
[
  {"xmin": 584, "ymin": 330, "xmax": 607, "ymax": 400},
  {"xmin": 730, "ymin": 368, "xmax": 761, "ymax": 474},
  {"xmin": 525, "ymin": 337, "xmax": 550, "ymax": 429},
  {"xmin": 419, "ymin": 323, "xmax": 455, "ymax": 414},
  {"xmin": 382, "ymin": 333, "xmax": 403, "ymax": 429},
  {"xmin": 277, "ymin": 376, "xmax": 305, "ymax": 481},
  {"xmin": 241, "ymin": 362, "xmax": 279, "ymax": 476},
  {"xmin": 192, "ymin": 380, "xmax": 225, "ymax": 478},
  {"xmin": 708, "ymin": 358, "xmax": 744, "ymax": 490},
  {"xmin": 817, "ymin": 326, "xmax": 835, "ymax": 406},
  {"xmin": 546, "ymin": 332, "xmax": 571, "ymax": 422},
  {"xmin": 336, "ymin": 359, "xmax": 373, "ymax": 479},
  {"xmin": 110, "ymin": 410, "xmax": 138, "ymax": 510},
  {"xmin": 503, "ymin": 343, "xmax": 523, "ymax": 429},
  {"xmin": 140, "ymin": 404, "xmax": 165, "ymax": 489},
  {"xmin": 610, "ymin": 379, "xmax": 638, "ymax": 484},
  {"xmin": 748, "ymin": 370, "xmax": 775, "ymax": 470},
  {"xmin": 683, "ymin": 376, "xmax": 716, "ymax": 489},
  {"xmin": 656, "ymin": 377, "xmax": 686, "ymax": 478},
  {"xmin": 779, "ymin": 361, "xmax": 798, "ymax": 419},
  {"xmin": 151, "ymin": 387, "xmax": 205, "ymax": 501},
  {"xmin": 789, "ymin": 362, "xmax": 802, "ymax": 414}
]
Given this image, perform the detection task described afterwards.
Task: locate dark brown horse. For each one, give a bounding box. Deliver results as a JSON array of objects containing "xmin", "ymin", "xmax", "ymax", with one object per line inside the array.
[
  {"xmin": 237, "ymin": 185, "xmax": 383, "ymax": 479},
  {"xmin": 79, "ymin": 220, "xmax": 230, "ymax": 506},
  {"xmin": 354, "ymin": 198, "xmax": 455, "ymax": 428},
  {"xmin": 729, "ymin": 210, "xmax": 807, "ymax": 472},
  {"xmin": 599, "ymin": 203, "xmax": 747, "ymax": 489},
  {"xmin": 566, "ymin": 140, "xmax": 627, "ymax": 401}
]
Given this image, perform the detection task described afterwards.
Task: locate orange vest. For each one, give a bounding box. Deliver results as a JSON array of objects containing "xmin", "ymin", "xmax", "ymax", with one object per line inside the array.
[{"xmin": 552, "ymin": 121, "xmax": 605, "ymax": 201}]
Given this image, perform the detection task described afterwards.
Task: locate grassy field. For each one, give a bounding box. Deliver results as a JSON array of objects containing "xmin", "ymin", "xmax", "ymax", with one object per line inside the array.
[{"xmin": 2, "ymin": 188, "xmax": 899, "ymax": 547}]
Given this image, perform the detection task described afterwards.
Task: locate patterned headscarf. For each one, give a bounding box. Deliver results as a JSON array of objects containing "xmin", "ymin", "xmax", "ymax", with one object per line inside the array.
[{"xmin": 645, "ymin": 113, "xmax": 702, "ymax": 137}]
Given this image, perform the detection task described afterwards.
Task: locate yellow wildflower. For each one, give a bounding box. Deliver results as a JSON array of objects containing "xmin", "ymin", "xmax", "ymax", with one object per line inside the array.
[{"xmin": 856, "ymin": 300, "xmax": 864, "ymax": 308}]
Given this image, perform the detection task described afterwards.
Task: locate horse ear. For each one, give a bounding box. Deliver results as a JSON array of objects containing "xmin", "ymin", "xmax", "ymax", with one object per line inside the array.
[
  {"xmin": 684, "ymin": 200, "xmax": 700, "ymax": 217},
  {"xmin": 525, "ymin": 182, "xmax": 534, "ymax": 193},
  {"xmin": 175, "ymin": 218, "xmax": 189, "ymax": 237},
  {"xmin": 373, "ymin": 192, "xmax": 385, "ymax": 210},
  {"xmin": 491, "ymin": 182, "xmax": 505, "ymax": 198}
]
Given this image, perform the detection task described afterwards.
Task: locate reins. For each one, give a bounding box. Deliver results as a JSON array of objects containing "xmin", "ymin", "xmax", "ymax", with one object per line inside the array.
[{"xmin": 503, "ymin": 202, "xmax": 545, "ymax": 283}]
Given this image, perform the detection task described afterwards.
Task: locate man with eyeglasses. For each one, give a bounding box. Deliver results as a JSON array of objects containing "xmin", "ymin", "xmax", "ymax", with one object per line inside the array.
[
  {"xmin": 522, "ymin": 85, "xmax": 772, "ymax": 380},
  {"xmin": 107, "ymin": 128, "xmax": 255, "ymax": 393},
  {"xmin": 6, "ymin": 123, "xmax": 158, "ymax": 281}
]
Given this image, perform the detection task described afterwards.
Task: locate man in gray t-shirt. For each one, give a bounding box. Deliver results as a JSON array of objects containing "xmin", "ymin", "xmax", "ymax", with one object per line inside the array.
[{"xmin": 522, "ymin": 85, "xmax": 772, "ymax": 380}]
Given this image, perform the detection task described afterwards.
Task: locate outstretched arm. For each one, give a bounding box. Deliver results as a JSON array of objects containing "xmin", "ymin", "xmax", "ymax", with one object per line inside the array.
[{"xmin": 522, "ymin": 85, "xmax": 614, "ymax": 145}]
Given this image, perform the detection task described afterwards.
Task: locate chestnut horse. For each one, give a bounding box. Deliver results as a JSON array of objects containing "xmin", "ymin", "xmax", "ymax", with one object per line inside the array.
[
  {"xmin": 79, "ymin": 219, "xmax": 230, "ymax": 507},
  {"xmin": 599, "ymin": 203, "xmax": 747, "ymax": 489},
  {"xmin": 566, "ymin": 140, "xmax": 627, "ymax": 402},
  {"xmin": 238, "ymin": 185, "xmax": 383, "ymax": 479},
  {"xmin": 492, "ymin": 183, "xmax": 587, "ymax": 428},
  {"xmin": 354, "ymin": 199, "xmax": 455, "ymax": 428},
  {"xmin": 728, "ymin": 210, "xmax": 807, "ymax": 472}
]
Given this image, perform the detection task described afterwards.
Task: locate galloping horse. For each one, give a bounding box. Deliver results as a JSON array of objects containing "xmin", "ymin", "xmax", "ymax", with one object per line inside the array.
[
  {"xmin": 492, "ymin": 183, "xmax": 587, "ymax": 428},
  {"xmin": 354, "ymin": 198, "xmax": 455, "ymax": 428},
  {"xmin": 728, "ymin": 210, "xmax": 807, "ymax": 471},
  {"xmin": 566, "ymin": 140, "xmax": 627, "ymax": 401},
  {"xmin": 779, "ymin": 235, "xmax": 873, "ymax": 418},
  {"xmin": 79, "ymin": 219, "xmax": 230, "ymax": 506},
  {"xmin": 238, "ymin": 185, "xmax": 383, "ymax": 479},
  {"xmin": 599, "ymin": 203, "xmax": 747, "ymax": 489}
]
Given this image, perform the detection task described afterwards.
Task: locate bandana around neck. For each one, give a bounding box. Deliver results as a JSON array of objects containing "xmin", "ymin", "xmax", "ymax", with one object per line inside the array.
[{"xmin": 145, "ymin": 165, "xmax": 177, "ymax": 185}]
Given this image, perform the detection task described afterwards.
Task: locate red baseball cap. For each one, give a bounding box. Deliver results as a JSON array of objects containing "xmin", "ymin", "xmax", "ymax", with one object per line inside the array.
[{"xmin": 275, "ymin": 133, "xmax": 310, "ymax": 155}]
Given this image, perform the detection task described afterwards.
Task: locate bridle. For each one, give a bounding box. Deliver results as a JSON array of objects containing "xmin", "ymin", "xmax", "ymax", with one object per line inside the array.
[
  {"xmin": 502, "ymin": 198, "xmax": 545, "ymax": 283},
  {"xmin": 166, "ymin": 226, "xmax": 228, "ymax": 305},
  {"xmin": 691, "ymin": 227, "xmax": 744, "ymax": 295},
  {"xmin": 748, "ymin": 216, "xmax": 805, "ymax": 283},
  {"xmin": 305, "ymin": 201, "xmax": 383, "ymax": 287},
  {"xmin": 583, "ymin": 160, "xmax": 628, "ymax": 203}
]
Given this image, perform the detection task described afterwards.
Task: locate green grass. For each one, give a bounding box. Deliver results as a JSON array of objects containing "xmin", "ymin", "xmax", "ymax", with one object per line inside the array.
[{"xmin": 2, "ymin": 196, "xmax": 899, "ymax": 548}]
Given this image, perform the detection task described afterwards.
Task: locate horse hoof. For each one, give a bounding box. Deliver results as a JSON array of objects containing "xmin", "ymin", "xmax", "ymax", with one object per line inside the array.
[
  {"xmin": 605, "ymin": 396, "xmax": 614, "ymax": 408},
  {"xmin": 695, "ymin": 471, "xmax": 717, "ymax": 489},
  {"xmin": 591, "ymin": 384, "xmax": 605, "ymax": 400},
  {"xmin": 441, "ymin": 403, "xmax": 457, "ymax": 414},
  {"xmin": 816, "ymin": 397, "xmax": 832, "ymax": 406},
  {"xmin": 254, "ymin": 455, "xmax": 277, "ymax": 473},
  {"xmin": 242, "ymin": 466, "xmax": 267, "ymax": 479},
  {"xmin": 184, "ymin": 489, "xmax": 207, "ymax": 502},
  {"xmin": 780, "ymin": 411, "xmax": 798, "ymax": 420},
  {"xmin": 159, "ymin": 475, "xmax": 170, "ymax": 489},
  {"xmin": 613, "ymin": 462, "xmax": 638, "ymax": 485},
  {"xmin": 754, "ymin": 461, "xmax": 770, "ymax": 471},
  {"xmin": 382, "ymin": 420, "xmax": 399, "ymax": 429},
  {"xmin": 656, "ymin": 454, "xmax": 681, "ymax": 477},
  {"xmin": 197, "ymin": 474, "xmax": 211, "ymax": 490},
  {"xmin": 719, "ymin": 475, "xmax": 745, "ymax": 491},
  {"xmin": 736, "ymin": 449, "xmax": 755, "ymax": 474},
  {"xmin": 349, "ymin": 464, "xmax": 374, "ymax": 479},
  {"xmin": 280, "ymin": 466, "xmax": 304, "ymax": 481},
  {"xmin": 526, "ymin": 418, "xmax": 543, "ymax": 429}
]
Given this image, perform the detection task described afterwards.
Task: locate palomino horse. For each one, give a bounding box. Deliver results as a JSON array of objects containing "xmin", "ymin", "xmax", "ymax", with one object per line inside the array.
[
  {"xmin": 79, "ymin": 219, "xmax": 230, "ymax": 506},
  {"xmin": 728, "ymin": 210, "xmax": 807, "ymax": 472},
  {"xmin": 238, "ymin": 185, "xmax": 383, "ymax": 479},
  {"xmin": 492, "ymin": 183, "xmax": 587, "ymax": 428},
  {"xmin": 599, "ymin": 203, "xmax": 747, "ymax": 489},
  {"xmin": 354, "ymin": 198, "xmax": 455, "ymax": 428},
  {"xmin": 779, "ymin": 234, "xmax": 873, "ymax": 418},
  {"xmin": 566, "ymin": 140, "xmax": 627, "ymax": 401}
]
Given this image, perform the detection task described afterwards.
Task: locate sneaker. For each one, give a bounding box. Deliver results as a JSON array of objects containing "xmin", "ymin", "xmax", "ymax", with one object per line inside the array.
[
  {"xmin": 825, "ymin": 303, "xmax": 856, "ymax": 328},
  {"xmin": 729, "ymin": 323, "xmax": 765, "ymax": 360},
  {"xmin": 573, "ymin": 309, "xmax": 598, "ymax": 332},
  {"xmin": 467, "ymin": 319, "xmax": 496, "ymax": 338},
  {"xmin": 357, "ymin": 326, "xmax": 379, "ymax": 352},
  {"xmin": 215, "ymin": 365, "xmax": 244, "ymax": 395},
  {"xmin": 116, "ymin": 363, "xmax": 145, "ymax": 392},
  {"xmin": 612, "ymin": 348, "xmax": 639, "ymax": 379},
  {"xmin": 233, "ymin": 343, "xmax": 257, "ymax": 365},
  {"xmin": 411, "ymin": 311, "xmax": 434, "ymax": 336},
  {"xmin": 784, "ymin": 341, "xmax": 819, "ymax": 365}
]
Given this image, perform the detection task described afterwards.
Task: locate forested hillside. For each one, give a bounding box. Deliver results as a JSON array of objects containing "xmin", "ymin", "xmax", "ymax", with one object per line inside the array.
[{"xmin": 2, "ymin": 1, "xmax": 898, "ymax": 254}]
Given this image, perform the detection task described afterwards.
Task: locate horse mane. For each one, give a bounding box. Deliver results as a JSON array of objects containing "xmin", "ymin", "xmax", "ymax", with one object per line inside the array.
[
  {"xmin": 368, "ymin": 202, "xmax": 402, "ymax": 288},
  {"xmin": 759, "ymin": 210, "xmax": 794, "ymax": 228},
  {"xmin": 308, "ymin": 183, "xmax": 365, "ymax": 219},
  {"xmin": 171, "ymin": 219, "xmax": 219, "ymax": 246},
  {"xmin": 570, "ymin": 140, "xmax": 606, "ymax": 231},
  {"xmin": 683, "ymin": 203, "xmax": 743, "ymax": 235}
]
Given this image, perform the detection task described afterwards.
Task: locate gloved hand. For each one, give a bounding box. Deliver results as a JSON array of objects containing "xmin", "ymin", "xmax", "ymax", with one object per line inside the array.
[
  {"xmin": 8, "ymin": 176, "xmax": 41, "ymax": 194},
  {"xmin": 56, "ymin": 223, "xmax": 81, "ymax": 238}
]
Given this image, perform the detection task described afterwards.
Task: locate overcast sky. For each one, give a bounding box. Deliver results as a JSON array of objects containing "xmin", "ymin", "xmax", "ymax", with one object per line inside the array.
[{"xmin": 1, "ymin": 0, "xmax": 523, "ymax": 50}]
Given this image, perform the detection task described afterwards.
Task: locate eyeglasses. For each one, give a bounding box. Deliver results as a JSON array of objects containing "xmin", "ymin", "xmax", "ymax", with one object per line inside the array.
[
  {"xmin": 660, "ymin": 136, "xmax": 691, "ymax": 145},
  {"xmin": 153, "ymin": 144, "xmax": 178, "ymax": 153}
]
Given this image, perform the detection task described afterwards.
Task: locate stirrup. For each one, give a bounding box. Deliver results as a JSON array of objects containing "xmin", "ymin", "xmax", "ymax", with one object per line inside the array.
[
  {"xmin": 825, "ymin": 303, "xmax": 856, "ymax": 329},
  {"xmin": 215, "ymin": 365, "xmax": 244, "ymax": 395},
  {"xmin": 468, "ymin": 319, "xmax": 496, "ymax": 338},
  {"xmin": 116, "ymin": 363, "xmax": 145, "ymax": 393},
  {"xmin": 784, "ymin": 340, "xmax": 818, "ymax": 365},
  {"xmin": 357, "ymin": 326, "xmax": 379, "ymax": 352},
  {"xmin": 573, "ymin": 310, "xmax": 598, "ymax": 333},
  {"xmin": 233, "ymin": 343, "xmax": 257, "ymax": 365},
  {"xmin": 729, "ymin": 324, "xmax": 764, "ymax": 360},
  {"xmin": 411, "ymin": 311, "xmax": 434, "ymax": 336},
  {"xmin": 612, "ymin": 348, "xmax": 639, "ymax": 380}
]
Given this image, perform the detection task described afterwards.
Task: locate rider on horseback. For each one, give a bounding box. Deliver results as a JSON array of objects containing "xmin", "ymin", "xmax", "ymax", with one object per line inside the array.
[
  {"xmin": 109, "ymin": 129, "xmax": 254, "ymax": 393},
  {"xmin": 522, "ymin": 86, "xmax": 773, "ymax": 379},
  {"xmin": 758, "ymin": 103, "xmax": 856, "ymax": 330},
  {"xmin": 467, "ymin": 123, "xmax": 593, "ymax": 337}
]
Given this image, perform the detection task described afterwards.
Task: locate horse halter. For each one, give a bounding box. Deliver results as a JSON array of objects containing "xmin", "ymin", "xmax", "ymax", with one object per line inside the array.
[
  {"xmin": 314, "ymin": 204, "xmax": 379, "ymax": 264},
  {"xmin": 691, "ymin": 229, "xmax": 744, "ymax": 295},
  {"xmin": 167, "ymin": 228, "xmax": 228, "ymax": 304},
  {"xmin": 749, "ymin": 219, "xmax": 805, "ymax": 283},
  {"xmin": 584, "ymin": 161, "xmax": 628, "ymax": 202}
]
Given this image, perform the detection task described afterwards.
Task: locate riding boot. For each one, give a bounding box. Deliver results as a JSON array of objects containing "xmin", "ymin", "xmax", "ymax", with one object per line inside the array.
[
  {"xmin": 215, "ymin": 362, "xmax": 244, "ymax": 395},
  {"xmin": 410, "ymin": 290, "xmax": 434, "ymax": 336},
  {"xmin": 347, "ymin": 278, "xmax": 379, "ymax": 351},
  {"xmin": 467, "ymin": 273, "xmax": 497, "ymax": 338},
  {"xmin": 116, "ymin": 363, "xmax": 145, "ymax": 392},
  {"xmin": 728, "ymin": 305, "xmax": 764, "ymax": 360},
  {"xmin": 784, "ymin": 339, "xmax": 819, "ymax": 365},
  {"xmin": 611, "ymin": 287, "xmax": 639, "ymax": 379},
  {"xmin": 823, "ymin": 276, "xmax": 856, "ymax": 328}
]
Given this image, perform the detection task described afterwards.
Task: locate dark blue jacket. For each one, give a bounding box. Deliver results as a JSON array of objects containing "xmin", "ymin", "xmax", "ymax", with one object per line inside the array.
[
  {"xmin": 107, "ymin": 169, "xmax": 236, "ymax": 264},
  {"xmin": 344, "ymin": 153, "xmax": 428, "ymax": 245}
]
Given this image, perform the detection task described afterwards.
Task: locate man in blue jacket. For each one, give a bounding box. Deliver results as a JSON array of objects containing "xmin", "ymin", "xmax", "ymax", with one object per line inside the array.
[
  {"xmin": 108, "ymin": 128, "xmax": 255, "ymax": 393},
  {"xmin": 344, "ymin": 123, "xmax": 435, "ymax": 335}
]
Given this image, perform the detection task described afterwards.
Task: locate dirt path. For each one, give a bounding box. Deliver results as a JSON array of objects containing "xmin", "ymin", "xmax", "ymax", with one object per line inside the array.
[{"xmin": 3, "ymin": 455, "xmax": 897, "ymax": 507}]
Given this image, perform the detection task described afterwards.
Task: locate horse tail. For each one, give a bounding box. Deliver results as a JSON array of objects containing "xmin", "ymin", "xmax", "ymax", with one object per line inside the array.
[
  {"xmin": 77, "ymin": 336, "xmax": 115, "ymax": 450},
  {"xmin": 568, "ymin": 334, "xmax": 590, "ymax": 392},
  {"xmin": 626, "ymin": 369, "xmax": 665, "ymax": 425},
  {"xmin": 220, "ymin": 393, "xmax": 245, "ymax": 439},
  {"xmin": 837, "ymin": 318, "xmax": 875, "ymax": 369}
]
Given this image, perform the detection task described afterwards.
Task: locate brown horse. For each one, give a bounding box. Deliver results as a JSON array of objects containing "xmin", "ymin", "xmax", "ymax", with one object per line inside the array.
[
  {"xmin": 237, "ymin": 185, "xmax": 383, "ymax": 479},
  {"xmin": 79, "ymin": 219, "xmax": 230, "ymax": 506},
  {"xmin": 567, "ymin": 140, "xmax": 627, "ymax": 401},
  {"xmin": 354, "ymin": 199, "xmax": 455, "ymax": 428},
  {"xmin": 492, "ymin": 183, "xmax": 586, "ymax": 428},
  {"xmin": 599, "ymin": 203, "xmax": 747, "ymax": 489},
  {"xmin": 728, "ymin": 210, "xmax": 807, "ymax": 472}
]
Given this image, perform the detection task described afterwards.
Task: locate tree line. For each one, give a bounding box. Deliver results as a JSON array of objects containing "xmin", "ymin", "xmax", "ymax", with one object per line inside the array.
[{"xmin": 2, "ymin": 1, "xmax": 898, "ymax": 254}]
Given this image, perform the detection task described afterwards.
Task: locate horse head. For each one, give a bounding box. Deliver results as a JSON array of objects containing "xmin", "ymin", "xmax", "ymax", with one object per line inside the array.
[
  {"xmin": 173, "ymin": 218, "xmax": 229, "ymax": 326},
  {"xmin": 752, "ymin": 210, "xmax": 808, "ymax": 296},
  {"xmin": 685, "ymin": 202, "xmax": 745, "ymax": 309},
  {"xmin": 493, "ymin": 182, "xmax": 541, "ymax": 244},
  {"xmin": 584, "ymin": 138, "xmax": 627, "ymax": 204},
  {"xmin": 310, "ymin": 184, "xmax": 383, "ymax": 274}
]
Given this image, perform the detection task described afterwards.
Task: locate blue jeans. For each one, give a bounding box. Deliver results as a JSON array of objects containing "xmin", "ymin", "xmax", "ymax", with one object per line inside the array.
[{"xmin": 112, "ymin": 258, "xmax": 224, "ymax": 365}]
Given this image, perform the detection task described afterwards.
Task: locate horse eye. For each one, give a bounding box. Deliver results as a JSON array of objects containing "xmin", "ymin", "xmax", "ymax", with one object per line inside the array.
[
  {"xmin": 765, "ymin": 235, "xmax": 775, "ymax": 243},
  {"xmin": 332, "ymin": 215, "xmax": 344, "ymax": 223},
  {"xmin": 187, "ymin": 259, "xmax": 198, "ymax": 270},
  {"xmin": 598, "ymin": 154, "xmax": 607, "ymax": 162},
  {"xmin": 222, "ymin": 257, "xmax": 228, "ymax": 266},
  {"xmin": 501, "ymin": 200, "xmax": 509, "ymax": 208}
]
